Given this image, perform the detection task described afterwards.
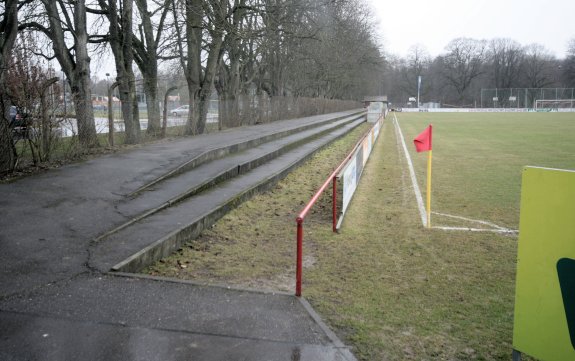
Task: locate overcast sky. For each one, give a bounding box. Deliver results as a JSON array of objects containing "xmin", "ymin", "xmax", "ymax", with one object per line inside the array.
[
  {"xmin": 92, "ymin": 1, "xmax": 574, "ymax": 78},
  {"xmin": 369, "ymin": 0, "xmax": 575, "ymax": 59}
]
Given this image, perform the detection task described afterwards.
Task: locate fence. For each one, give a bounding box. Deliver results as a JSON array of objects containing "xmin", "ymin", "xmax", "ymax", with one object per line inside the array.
[
  {"xmin": 480, "ymin": 88, "xmax": 575, "ymax": 108},
  {"xmin": 57, "ymin": 95, "xmax": 361, "ymax": 140},
  {"xmin": 217, "ymin": 96, "xmax": 361, "ymax": 129}
]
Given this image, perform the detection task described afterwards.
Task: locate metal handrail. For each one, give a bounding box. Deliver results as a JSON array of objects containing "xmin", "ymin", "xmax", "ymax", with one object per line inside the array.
[{"xmin": 295, "ymin": 120, "xmax": 377, "ymax": 297}]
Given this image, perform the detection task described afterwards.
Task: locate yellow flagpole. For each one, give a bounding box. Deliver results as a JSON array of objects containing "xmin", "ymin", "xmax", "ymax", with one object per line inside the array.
[{"xmin": 426, "ymin": 149, "xmax": 432, "ymax": 228}]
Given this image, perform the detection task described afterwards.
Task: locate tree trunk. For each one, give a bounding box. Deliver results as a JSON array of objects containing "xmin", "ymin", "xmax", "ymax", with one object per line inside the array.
[
  {"xmin": 183, "ymin": 0, "xmax": 202, "ymax": 136},
  {"xmin": 40, "ymin": 78, "xmax": 59, "ymax": 160},
  {"xmin": 195, "ymin": 87, "xmax": 211, "ymax": 135},
  {"xmin": 185, "ymin": 82, "xmax": 198, "ymax": 135},
  {"xmin": 143, "ymin": 70, "xmax": 161, "ymax": 136},
  {"xmin": 0, "ymin": 0, "xmax": 19, "ymax": 174},
  {"xmin": 197, "ymin": 31, "xmax": 224, "ymax": 134},
  {"xmin": 104, "ymin": 0, "xmax": 140, "ymax": 144},
  {"xmin": 218, "ymin": 91, "xmax": 239, "ymax": 129},
  {"xmin": 72, "ymin": 84, "xmax": 98, "ymax": 147},
  {"xmin": 117, "ymin": 72, "xmax": 140, "ymax": 144},
  {"xmin": 134, "ymin": 0, "xmax": 166, "ymax": 137},
  {"xmin": 70, "ymin": 70, "xmax": 98, "ymax": 147},
  {"xmin": 41, "ymin": 0, "xmax": 98, "ymax": 148},
  {"xmin": 0, "ymin": 98, "xmax": 17, "ymax": 175},
  {"xmin": 216, "ymin": 0, "xmax": 246, "ymax": 129},
  {"xmin": 73, "ymin": 0, "xmax": 98, "ymax": 147}
]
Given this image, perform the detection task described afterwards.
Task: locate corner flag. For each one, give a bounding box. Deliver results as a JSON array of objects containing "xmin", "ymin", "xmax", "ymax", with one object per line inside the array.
[
  {"xmin": 414, "ymin": 124, "xmax": 433, "ymax": 228},
  {"xmin": 414, "ymin": 125, "xmax": 432, "ymax": 152}
]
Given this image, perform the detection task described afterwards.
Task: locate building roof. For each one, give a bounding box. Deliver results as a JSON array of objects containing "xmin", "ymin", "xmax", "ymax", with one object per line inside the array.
[{"xmin": 363, "ymin": 96, "xmax": 388, "ymax": 102}]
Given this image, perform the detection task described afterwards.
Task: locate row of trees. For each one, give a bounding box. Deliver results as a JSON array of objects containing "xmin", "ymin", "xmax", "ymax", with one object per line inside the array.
[
  {"xmin": 382, "ymin": 37, "xmax": 575, "ymax": 107},
  {"xmin": 0, "ymin": 0, "xmax": 384, "ymax": 174}
]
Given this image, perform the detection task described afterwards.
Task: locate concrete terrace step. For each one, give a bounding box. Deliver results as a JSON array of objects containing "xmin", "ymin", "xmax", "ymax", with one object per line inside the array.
[
  {"xmin": 90, "ymin": 118, "xmax": 365, "ymax": 273},
  {"xmin": 128, "ymin": 109, "xmax": 366, "ymax": 197},
  {"xmin": 97, "ymin": 112, "xmax": 365, "ymax": 242}
]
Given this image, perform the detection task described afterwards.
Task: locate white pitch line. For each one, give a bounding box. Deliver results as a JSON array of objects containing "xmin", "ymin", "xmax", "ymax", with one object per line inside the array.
[
  {"xmin": 431, "ymin": 211, "xmax": 515, "ymax": 232},
  {"xmin": 393, "ymin": 113, "xmax": 427, "ymax": 226},
  {"xmin": 433, "ymin": 226, "xmax": 518, "ymax": 234}
]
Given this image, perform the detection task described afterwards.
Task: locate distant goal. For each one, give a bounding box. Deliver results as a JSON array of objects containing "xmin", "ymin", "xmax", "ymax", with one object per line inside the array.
[{"xmin": 534, "ymin": 99, "xmax": 575, "ymax": 111}]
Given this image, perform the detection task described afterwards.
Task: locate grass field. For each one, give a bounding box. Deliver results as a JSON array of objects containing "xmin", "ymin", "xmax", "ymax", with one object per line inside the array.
[
  {"xmin": 397, "ymin": 111, "xmax": 575, "ymax": 229},
  {"xmin": 146, "ymin": 111, "xmax": 575, "ymax": 360}
]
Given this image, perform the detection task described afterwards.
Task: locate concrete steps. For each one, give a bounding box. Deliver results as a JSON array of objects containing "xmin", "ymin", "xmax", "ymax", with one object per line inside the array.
[
  {"xmin": 128, "ymin": 110, "xmax": 366, "ymax": 197},
  {"xmin": 90, "ymin": 114, "xmax": 366, "ymax": 273}
]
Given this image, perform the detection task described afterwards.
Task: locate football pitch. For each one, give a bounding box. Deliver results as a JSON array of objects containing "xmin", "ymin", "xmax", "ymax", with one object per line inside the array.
[{"xmin": 395, "ymin": 111, "xmax": 575, "ymax": 230}]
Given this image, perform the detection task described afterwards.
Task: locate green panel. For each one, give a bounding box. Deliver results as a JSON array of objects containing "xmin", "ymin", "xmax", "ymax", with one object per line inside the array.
[{"xmin": 513, "ymin": 167, "xmax": 575, "ymax": 360}]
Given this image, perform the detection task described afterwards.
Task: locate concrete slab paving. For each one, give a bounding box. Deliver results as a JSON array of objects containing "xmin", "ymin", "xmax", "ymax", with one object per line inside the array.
[
  {"xmin": 1, "ymin": 274, "xmax": 329, "ymax": 343},
  {"xmin": 1, "ymin": 312, "xmax": 352, "ymax": 361}
]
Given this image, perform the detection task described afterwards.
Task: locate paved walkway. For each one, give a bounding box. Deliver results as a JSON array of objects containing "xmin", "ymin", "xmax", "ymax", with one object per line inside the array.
[{"xmin": 0, "ymin": 111, "xmax": 361, "ymax": 361}]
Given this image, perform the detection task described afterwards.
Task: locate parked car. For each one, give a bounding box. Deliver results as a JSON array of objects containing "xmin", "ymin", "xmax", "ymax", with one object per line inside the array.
[
  {"xmin": 8, "ymin": 106, "xmax": 33, "ymax": 139},
  {"xmin": 9, "ymin": 105, "xmax": 16, "ymax": 122},
  {"xmin": 171, "ymin": 105, "xmax": 189, "ymax": 117},
  {"xmin": 8, "ymin": 106, "xmax": 29, "ymax": 127}
]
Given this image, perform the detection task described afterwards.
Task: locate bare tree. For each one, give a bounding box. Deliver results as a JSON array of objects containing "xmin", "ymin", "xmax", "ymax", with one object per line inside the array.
[
  {"xmin": 259, "ymin": 0, "xmax": 301, "ymax": 98},
  {"xmin": 172, "ymin": 0, "xmax": 227, "ymax": 135},
  {"xmin": 521, "ymin": 44, "xmax": 557, "ymax": 88},
  {"xmin": 0, "ymin": 0, "xmax": 19, "ymax": 174},
  {"xmin": 215, "ymin": 0, "xmax": 254, "ymax": 128},
  {"xmin": 133, "ymin": 0, "xmax": 173, "ymax": 137},
  {"xmin": 22, "ymin": 0, "xmax": 99, "ymax": 148},
  {"xmin": 274, "ymin": 0, "xmax": 383, "ymax": 100},
  {"xmin": 441, "ymin": 37, "xmax": 487, "ymax": 105},
  {"xmin": 488, "ymin": 38, "xmax": 524, "ymax": 89},
  {"xmin": 396, "ymin": 44, "xmax": 431, "ymax": 100},
  {"xmin": 562, "ymin": 38, "xmax": 575, "ymax": 87},
  {"xmin": 97, "ymin": 0, "xmax": 140, "ymax": 144},
  {"xmin": 6, "ymin": 38, "xmax": 62, "ymax": 164}
]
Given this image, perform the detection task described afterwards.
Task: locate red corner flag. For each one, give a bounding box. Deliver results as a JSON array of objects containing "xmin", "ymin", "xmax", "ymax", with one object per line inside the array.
[{"xmin": 414, "ymin": 125, "xmax": 432, "ymax": 152}]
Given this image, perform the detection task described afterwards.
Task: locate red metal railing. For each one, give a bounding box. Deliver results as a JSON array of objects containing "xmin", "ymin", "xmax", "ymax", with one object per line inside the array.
[{"xmin": 295, "ymin": 123, "xmax": 377, "ymax": 297}]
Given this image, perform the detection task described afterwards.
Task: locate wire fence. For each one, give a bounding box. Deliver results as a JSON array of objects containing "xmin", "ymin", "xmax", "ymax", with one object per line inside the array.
[
  {"xmin": 217, "ymin": 95, "xmax": 361, "ymax": 128},
  {"xmin": 480, "ymin": 88, "xmax": 575, "ymax": 108},
  {"xmin": 57, "ymin": 95, "xmax": 361, "ymax": 138}
]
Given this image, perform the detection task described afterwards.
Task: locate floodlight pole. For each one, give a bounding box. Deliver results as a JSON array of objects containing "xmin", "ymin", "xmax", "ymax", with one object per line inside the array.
[{"xmin": 417, "ymin": 76, "xmax": 421, "ymax": 108}]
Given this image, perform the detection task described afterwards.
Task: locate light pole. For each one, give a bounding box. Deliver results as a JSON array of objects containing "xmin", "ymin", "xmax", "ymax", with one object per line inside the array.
[
  {"xmin": 61, "ymin": 69, "xmax": 66, "ymax": 115},
  {"xmin": 417, "ymin": 75, "xmax": 421, "ymax": 108},
  {"xmin": 105, "ymin": 73, "xmax": 110, "ymax": 111}
]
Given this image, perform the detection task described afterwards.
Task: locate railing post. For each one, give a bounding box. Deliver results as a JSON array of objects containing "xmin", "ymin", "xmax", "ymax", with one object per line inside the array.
[
  {"xmin": 108, "ymin": 81, "xmax": 120, "ymax": 146},
  {"xmin": 162, "ymin": 85, "xmax": 179, "ymax": 138},
  {"xmin": 332, "ymin": 176, "xmax": 337, "ymax": 232},
  {"xmin": 296, "ymin": 217, "xmax": 303, "ymax": 297}
]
